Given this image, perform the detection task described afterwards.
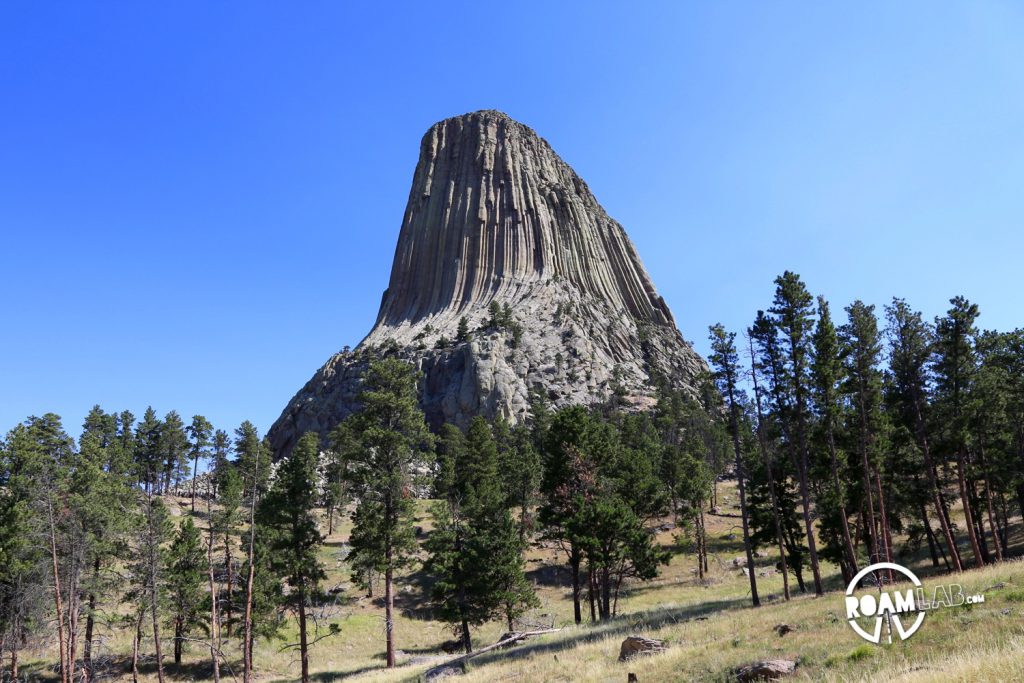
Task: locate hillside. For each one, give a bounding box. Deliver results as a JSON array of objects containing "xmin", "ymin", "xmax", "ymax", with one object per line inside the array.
[{"xmin": 16, "ymin": 480, "xmax": 1022, "ymax": 682}]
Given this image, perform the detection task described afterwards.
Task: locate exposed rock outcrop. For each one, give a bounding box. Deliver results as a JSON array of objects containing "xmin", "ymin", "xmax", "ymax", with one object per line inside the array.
[{"xmin": 268, "ymin": 110, "xmax": 707, "ymax": 457}]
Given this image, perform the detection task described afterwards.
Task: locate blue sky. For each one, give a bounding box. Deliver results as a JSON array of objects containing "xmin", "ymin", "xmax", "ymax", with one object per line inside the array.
[{"xmin": 2, "ymin": 2, "xmax": 1023, "ymax": 438}]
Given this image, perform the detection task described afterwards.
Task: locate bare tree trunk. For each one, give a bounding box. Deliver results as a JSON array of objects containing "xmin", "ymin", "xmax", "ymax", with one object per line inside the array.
[
  {"xmin": 570, "ymin": 548, "xmax": 582, "ymax": 625},
  {"xmin": 874, "ymin": 468, "xmax": 896, "ymax": 584},
  {"xmin": 298, "ymin": 586, "xmax": 310, "ymax": 683},
  {"xmin": 47, "ymin": 498, "xmax": 69, "ymax": 683},
  {"xmin": 149, "ymin": 503, "xmax": 166, "ymax": 683},
  {"xmin": 224, "ymin": 534, "xmax": 234, "ymax": 636},
  {"xmin": 587, "ymin": 566, "xmax": 596, "ymax": 622},
  {"xmin": 723, "ymin": 376, "xmax": 759, "ymax": 607},
  {"xmin": 131, "ymin": 609, "xmax": 143, "ymax": 683},
  {"xmin": 913, "ymin": 396, "xmax": 962, "ymax": 571},
  {"xmin": 920, "ymin": 503, "xmax": 941, "ymax": 568},
  {"xmin": 385, "ymin": 564, "xmax": 396, "ymax": 668},
  {"xmin": 242, "ymin": 456, "xmax": 260, "ymax": 683},
  {"xmin": 957, "ymin": 455, "xmax": 985, "ymax": 568},
  {"xmin": 83, "ymin": 556, "xmax": 100, "ymax": 683},
  {"xmin": 206, "ymin": 495, "xmax": 221, "ymax": 683},
  {"xmin": 980, "ymin": 449, "xmax": 1003, "ymax": 562}
]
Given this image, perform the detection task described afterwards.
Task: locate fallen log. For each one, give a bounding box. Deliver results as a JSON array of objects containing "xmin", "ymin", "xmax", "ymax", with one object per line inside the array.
[{"xmin": 422, "ymin": 628, "xmax": 562, "ymax": 680}]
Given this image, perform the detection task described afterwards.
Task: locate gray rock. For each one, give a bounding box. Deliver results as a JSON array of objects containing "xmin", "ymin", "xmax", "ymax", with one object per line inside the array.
[
  {"xmin": 618, "ymin": 635, "xmax": 667, "ymax": 661},
  {"xmin": 734, "ymin": 659, "xmax": 797, "ymax": 681},
  {"xmin": 268, "ymin": 110, "xmax": 707, "ymax": 457}
]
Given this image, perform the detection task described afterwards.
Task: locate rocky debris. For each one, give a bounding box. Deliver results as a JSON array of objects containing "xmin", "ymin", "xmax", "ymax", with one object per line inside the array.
[
  {"xmin": 732, "ymin": 557, "xmax": 748, "ymax": 567},
  {"xmin": 268, "ymin": 110, "xmax": 708, "ymax": 458},
  {"xmin": 618, "ymin": 636, "xmax": 667, "ymax": 661},
  {"xmin": 773, "ymin": 623, "xmax": 792, "ymax": 637},
  {"xmin": 733, "ymin": 659, "xmax": 797, "ymax": 681}
]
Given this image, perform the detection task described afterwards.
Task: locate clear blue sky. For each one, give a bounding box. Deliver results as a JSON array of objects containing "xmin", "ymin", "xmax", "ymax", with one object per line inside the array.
[{"xmin": 2, "ymin": 2, "xmax": 1023, "ymax": 438}]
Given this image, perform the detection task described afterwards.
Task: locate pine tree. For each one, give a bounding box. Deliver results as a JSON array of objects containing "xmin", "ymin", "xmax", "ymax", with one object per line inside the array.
[
  {"xmin": 932, "ymin": 296, "xmax": 986, "ymax": 568},
  {"xmin": 494, "ymin": 419, "xmax": 541, "ymax": 542},
  {"xmin": 810, "ymin": 298, "xmax": 858, "ymax": 580},
  {"xmin": 160, "ymin": 411, "xmax": 189, "ymax": 494},
  {"xmin": 769, "ymin": 271, "xmax": 824, "ymax": 595},
  {"xmin": 134, "ymin": 408, "xmax": 163, "ymax": 493},
  {"xmin": 166, "ymin": 518, "xmax": 205, "ymax": 665},
  {"xmin": 427, "ymin": 418, "xmax": 536, "ymax": 652},
  {"xmin": 456, "ymin": 316, "xmax": 471, "ymax": 343},
  {"xmin": 258, "ymin": 432, "xmax": 328, "ymax": 683},
  {"xmin": 76, "ymin": 406, "xmax": 135, "ymax": 681},
  {"xmin": 337, "ymin": 358, "xmax": 432, "ymax": 667},
  {"xmin": 709, "ymin": 324, "xmax": 760, "ymax": 606},
  {"xmin": 885, "ymin": 298, "xmax": 963, "ymax": 572},
  {"xmin": 187, "ymin": 416, "xmax": 213, "ymax": 512}
]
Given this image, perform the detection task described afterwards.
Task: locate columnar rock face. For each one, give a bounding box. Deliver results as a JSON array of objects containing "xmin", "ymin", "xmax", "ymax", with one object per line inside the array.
[{"xmin": 268, "ymin": 110, "xmax": 707, "ymax": 457}]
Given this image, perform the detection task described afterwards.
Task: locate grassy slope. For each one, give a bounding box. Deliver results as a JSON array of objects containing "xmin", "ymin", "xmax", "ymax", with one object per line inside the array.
[{"xmin": 16, "ymin": 482, "xmax": 1024, "ymax": 682}]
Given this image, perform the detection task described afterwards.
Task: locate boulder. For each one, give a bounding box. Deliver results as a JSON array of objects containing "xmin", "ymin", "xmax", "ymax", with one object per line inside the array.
[
  {"xmin": 618, "ymin": 636, "xmax": 667, "ymax": 661},
  {"xmin": 734, "ymin": 659, "xmax": 797, "ymax": 681}
]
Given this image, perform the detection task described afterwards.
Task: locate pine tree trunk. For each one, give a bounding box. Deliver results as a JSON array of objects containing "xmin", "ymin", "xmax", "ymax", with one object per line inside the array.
[
  {"xmin": 570, "ymin": 548, "xmax": 582, "ymax": 624},
  {"xmin": 47, "ymin": 498, "xmax": 69, "ymax": 683},
  {"xmin": 191, "ymin": 454, "xmax": 199, "ymax": 512},
  {"xmin": 826, "ymin": 430, "xmax": 858, "ymax": 576},
  {"xmin": 957, "ymin": 455, "xmax": 985, "ymax": 568},
  {"xmin": 385, "ymin": 564, "xmax": 396, "ymax": 668},
  {"xmin": 243, "ymin": 447, "xmax": 261, "ymax": 683},
  {"xmin": 224, "ymin": 534, "xmax": 234, "ymax": 636},
  {"xmin": 460, "ymin": 618, "xmax": 472, "ymax": 655},
  {"xmin": 874, "ymin": 468, "xmax": 896, "ymax": 584},
  {"xmin": 174, "ymin": 618, "xmax": 183, "ymax": 664},
  {"xmin": 83, "ymin": 558, "xmax": 98, "ymax": 683},
  {"xmin": 131, "ymin": 610, "xmax": 143, "ymax": 683},
  {"xmin": 587, "ymin": 567, "xmax": 596, "ymax": 622},
  {"xmin": 747, "ymin": 349, "xmax": 790, "ymax": 601},
  {"xmin": 725, "ymin": 383, "xmax": 759, "ymax": 607},
  {"xmin": 150, "ymin": 553, "xmax": 165, "ymax": 683},
  {"xmin": 794, "ymin": 452, "xmax": 823, "ymax": 595},
  {"xmin": 979, "ymin": 446, "xmax": 1003, "ymax": 562},
  {"xmin": 914, "ymin": 397, "xmax": 962, "ymax": 571},
  {"xmin": 206, "ymin": 495, "xmax": 221, "ymax": 683},
  {"xmin": 920, "ymin": 503, "xmax": 941, "ymax": 568},
  {"xmin": 298, "ymin": 586, "xmax": 310, "ymax": 683}
]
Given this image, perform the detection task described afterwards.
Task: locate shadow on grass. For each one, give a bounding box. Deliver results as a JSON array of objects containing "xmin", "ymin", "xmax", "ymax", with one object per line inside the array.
[{"xmin": 467, "ymin": 596, "xmax": 747, "ymax": 670}]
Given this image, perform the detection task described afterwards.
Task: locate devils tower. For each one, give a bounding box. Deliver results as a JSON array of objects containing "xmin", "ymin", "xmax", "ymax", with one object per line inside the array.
[{"xmin": 268, "ymin": 110, "xmax": 707, "ymax": 456}]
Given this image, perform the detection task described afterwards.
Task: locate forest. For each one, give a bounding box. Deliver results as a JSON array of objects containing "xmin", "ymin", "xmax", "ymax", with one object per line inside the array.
[{"xmin": 2, "ymin": 271, "xmax": 1023, "ymax": 682}]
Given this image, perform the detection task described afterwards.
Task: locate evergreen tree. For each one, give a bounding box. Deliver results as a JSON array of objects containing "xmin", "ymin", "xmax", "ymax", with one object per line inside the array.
[
  {"xmin": 885, "ymin": 298, "xmax": 963, "ymax": 571},
  {"xmin": 135, "ymin": 408, "xmax": 163, "ymax": 493},
  {"xmin": 426, "ymin": 418, "xmax": 535, "ymax": 651},
  {"xmin": 932, "ymin": 296, "xmax": 986, "ymax": 567},
  {"xmin": 456, "ymin": 316, "xmax": 471, "ymax": 343},
  {"xmin": 841, "ymin": 301, "xmax": 896, "ymax": 582},
  {"xmin": 709, "ymin": 324, "xmax": 759, "ymax": 606},
  {"xmin": 768, "ymin": 271, "xmax": 824, "ymax": 595},
  {"xmin": 160, "ymin": 411, "xmax": 189, "ymax": 494},
  {"xmin": 187, "ymin": 415, "xmax": 213, "ymax": 512},
  {"xmin": 166, "ymin": 518, "xmax": 205, "ymax": 665},
  {"xmin": 336, "ymin": 358, "xmax": 432, "ymax": 667},
  {"xmin": 258, "ymin": 432, "xmax": 328, "ymax": 683},
  {"xmin": 810, "ymin": 298, "xmax": 858, "ymax": 580}
]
